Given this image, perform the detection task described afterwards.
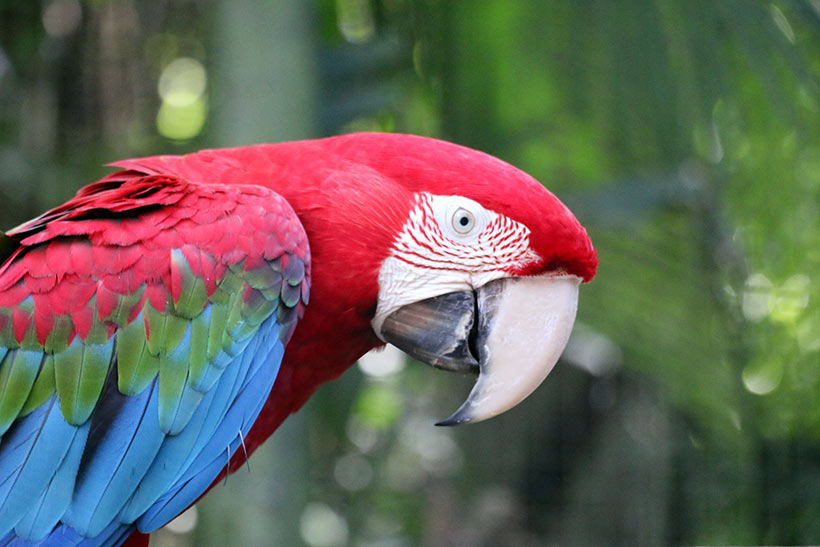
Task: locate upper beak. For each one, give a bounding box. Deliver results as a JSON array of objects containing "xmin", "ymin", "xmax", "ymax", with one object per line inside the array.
[{"xmin": 379, "ymin": 275, "xmax": 580, "ymax": 425}]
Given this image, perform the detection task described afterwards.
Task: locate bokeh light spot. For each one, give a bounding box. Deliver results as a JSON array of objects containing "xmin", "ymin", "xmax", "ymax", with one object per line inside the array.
[
  {"xmin": 358, "ymin": 344, "xmax": 405, "ymax": 378},
  {"xmin": 155, "ymin": 57, "xmax": 208, "ymax": 140},
  {"xmin": 354, "ymin": 384, "xmax": 403, "ymax": 429},
  {"xmin": 336, "ymin": 0, "xmax": 375, "ymax": 44},
  {"xmin": 156, "ymin": 97, "xmax": 206, "ymax": 141},
  {"xmin": 300, "ymin": 503, "xmax": 349, "ymax": 547},
  {"xmin": 770, "ymin": 274, "xmax": 810, "ymax": 324},
  {"xmin": 165, "ymin": 506, "xmax": 198, "ymax": 534},
  {"xmin": 742, "ymin": 363, "xmax": 783, "ymax": 395},
  {"xmin": 334, "ymin": 453, "xmax": 374, "ymax": 491},
  {"xmin": 742, "ymin": 273, "xmax": 773, "ymax": 321},
  {"xmin": 42, "ymin": 0, "xmax": 82, "ymax": 38},
  {"xmin": 158, "ymin": 57, "xmax": 207, "ymax": 107}
]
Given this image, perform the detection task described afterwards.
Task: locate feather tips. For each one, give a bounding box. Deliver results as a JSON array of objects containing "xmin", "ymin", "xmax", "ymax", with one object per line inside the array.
[
  {"xmin": 0, "ymin": 350, "xmax": 44, "ymax": 435},
  {"xmin": 53, "ymin": 339, "xmax": 114, "ymax": 426}
]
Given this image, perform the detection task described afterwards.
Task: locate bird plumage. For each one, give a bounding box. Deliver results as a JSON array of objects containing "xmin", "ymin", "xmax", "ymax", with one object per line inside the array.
[
  {"xmin": 0, "ymin": 133, "xmax": 596, "ymax": 545},
  {"xmin": 0, "ymin": 172, "xmax": 308, "ymax": 544}
]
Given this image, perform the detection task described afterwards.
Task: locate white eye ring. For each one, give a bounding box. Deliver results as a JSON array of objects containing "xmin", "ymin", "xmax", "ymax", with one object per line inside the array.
[{"xmin": 451, "ymin": 207, "xmax": 476, "ymax": 234}]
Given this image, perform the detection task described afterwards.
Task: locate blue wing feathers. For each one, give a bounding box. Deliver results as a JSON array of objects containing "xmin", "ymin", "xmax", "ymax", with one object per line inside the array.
[
  {"xmin": 139, "ymin": 325, "xmax": 277, "ymax": 525},
  {"xmin": 14, "ymin": 421, "xmax": 89, "ymax": 542},
  {"xmin": 115, "ymin": 325, "xmax": 267, "ymax": 524},
  {"xmin": 117, "ymin": 369, "xmax": 222, "ymax": 523},
  {"xmin": 64, "ymin": 379, "xmax": 164, "ymax": 537},
  {"xmin": 62, "ymin": 379, "xmax": 158, "ymax": 536},
  {"xmin": 137, "ymin": 329, "xmax": 283, "ymax": 533},
  {"xmin": 7, "ymin": 519, "xmax": 130, "ymax": 547},
  {"xmin": 0, "ymin": 396, "xmax": 76, "ymax": 536},
  {"xmin": 0, "ymin": 315, "xmax": 286, "ymax": 546},
  {"xmin": 160, "ymin": 325, "xmax": 204, "ymax": 436}
]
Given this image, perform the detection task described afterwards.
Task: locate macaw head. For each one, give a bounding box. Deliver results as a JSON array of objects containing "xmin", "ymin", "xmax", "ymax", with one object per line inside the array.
[{"xmin": 279, "ymin": 133, "xmax": 598, "ymax": 425}]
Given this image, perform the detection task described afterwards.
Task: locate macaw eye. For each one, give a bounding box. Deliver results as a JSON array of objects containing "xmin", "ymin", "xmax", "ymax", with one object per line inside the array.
[{"xmin": 451, "ymin": 208, "xmax": 476, "ymax": 234}]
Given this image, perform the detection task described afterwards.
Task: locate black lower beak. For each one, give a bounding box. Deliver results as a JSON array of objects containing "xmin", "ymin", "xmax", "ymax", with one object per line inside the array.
[
  {"xmin": 378, "ymin": 276, "xmax": 580, "ymax": 426},
  {"xmin": 379, "ymin": 290, "xmax": 481, "ymax": 374}
]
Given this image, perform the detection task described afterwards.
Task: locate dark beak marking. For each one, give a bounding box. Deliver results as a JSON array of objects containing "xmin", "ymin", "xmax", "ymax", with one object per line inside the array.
[{"xmin": 466, "ymin": 292, "xmax": 480, "ymax": 375}]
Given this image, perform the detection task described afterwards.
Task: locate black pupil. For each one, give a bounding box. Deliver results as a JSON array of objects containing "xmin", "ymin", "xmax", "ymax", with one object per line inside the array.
[{"xmin": 459, "ymin": 216, "xmax": 470, "ymax": 226}]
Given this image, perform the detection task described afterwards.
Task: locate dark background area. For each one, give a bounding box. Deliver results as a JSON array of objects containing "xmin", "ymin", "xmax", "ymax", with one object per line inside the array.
[{"xmin": 1, "ymin": 1, "xmax": 819, "ymax": 545}]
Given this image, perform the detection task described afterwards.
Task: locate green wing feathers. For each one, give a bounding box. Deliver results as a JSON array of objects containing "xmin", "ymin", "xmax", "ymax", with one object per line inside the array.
[{"xmin": 0, "ymin": 174, "xmax": 310, "ymax": 436}]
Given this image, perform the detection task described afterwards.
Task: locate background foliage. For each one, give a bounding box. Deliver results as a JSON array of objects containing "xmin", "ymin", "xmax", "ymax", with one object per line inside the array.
[{"xmin": 1, "ymin": 0, "xmax": 819, "ymax": 545}]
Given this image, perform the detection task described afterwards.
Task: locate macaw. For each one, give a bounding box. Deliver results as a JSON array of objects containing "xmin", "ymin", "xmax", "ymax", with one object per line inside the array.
[{"xmin": 0, "ymin": 133, "xmax": 597, "ymax": 546}]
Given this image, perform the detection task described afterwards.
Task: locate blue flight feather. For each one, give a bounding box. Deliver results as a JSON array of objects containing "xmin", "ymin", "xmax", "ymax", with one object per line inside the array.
[
  {"xmin": 118, "ymin": 325, "xmax": 256, "ymax": 524},
  {"xmin": 116, "ymin": 377, "xmax": 218, "ymax": 523},
  {"xmin": 81, "ymin": 382, "xmax": 164, "ymax": 536},
  {"xmin": 136, "ymin": 329, "xmax": 283, "ymax": 533},
  {"xmin": 13, "ymin": 420, "xmax": 89, "ymax": 542},
  {"xmin": 0, "ymin": 396, "xmax": 76, "ymax": 537},
  {"xmin": 165, "ymin": 332, "xmax": 265, "ymax": 484},
  {"xmin": 62, "ymin": 380, "xmax": 158, "ymax": 536}
]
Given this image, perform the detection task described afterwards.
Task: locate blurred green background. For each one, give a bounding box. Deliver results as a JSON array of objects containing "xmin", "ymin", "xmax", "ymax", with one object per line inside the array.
[{"xmin": 1, "ymin": 0, "xmax": 820, "ymax": 545}]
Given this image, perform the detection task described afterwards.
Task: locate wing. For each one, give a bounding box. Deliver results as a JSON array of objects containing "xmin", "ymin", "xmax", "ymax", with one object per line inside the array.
[{"xmin": 0, "ymin": 172, "xmax": 310, "ymax": 545}]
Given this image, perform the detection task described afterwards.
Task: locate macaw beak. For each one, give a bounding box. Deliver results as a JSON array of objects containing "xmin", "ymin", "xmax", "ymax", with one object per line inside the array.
[{"xmin": 379, "ymin": 275, "xmax": 580, "ymax": 425}]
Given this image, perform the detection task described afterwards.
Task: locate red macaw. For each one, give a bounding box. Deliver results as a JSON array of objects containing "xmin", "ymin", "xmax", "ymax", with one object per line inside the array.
[{"xmin": 0, "ymin": 133, "xmax": 597, "ymax": 545}]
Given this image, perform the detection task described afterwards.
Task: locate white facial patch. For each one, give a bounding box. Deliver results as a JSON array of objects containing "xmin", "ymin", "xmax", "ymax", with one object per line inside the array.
[{"xmin": 372, "ymin": 193, "xmax": 541, "ymax": 338}]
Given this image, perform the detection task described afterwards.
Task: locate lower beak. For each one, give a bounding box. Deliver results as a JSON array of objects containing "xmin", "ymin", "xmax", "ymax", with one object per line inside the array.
[{"xmin": 379, "ymin": 275, "xmax": 580, "ymax": 425}]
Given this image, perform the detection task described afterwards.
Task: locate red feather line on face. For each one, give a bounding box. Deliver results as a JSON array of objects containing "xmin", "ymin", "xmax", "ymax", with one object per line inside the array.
[
  {"xmin": 388, "ymin": 193, "xmax": 540, "ymax": 275},
  {"xmin": 326, "ymin": 133, "xmax": 598, "ymax": 282}
]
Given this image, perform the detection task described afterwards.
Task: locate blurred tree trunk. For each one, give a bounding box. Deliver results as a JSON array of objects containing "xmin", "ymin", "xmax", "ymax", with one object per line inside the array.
[{"xmin": 207, "ymin": 0, "xmax": 317, "ymax": 145}]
